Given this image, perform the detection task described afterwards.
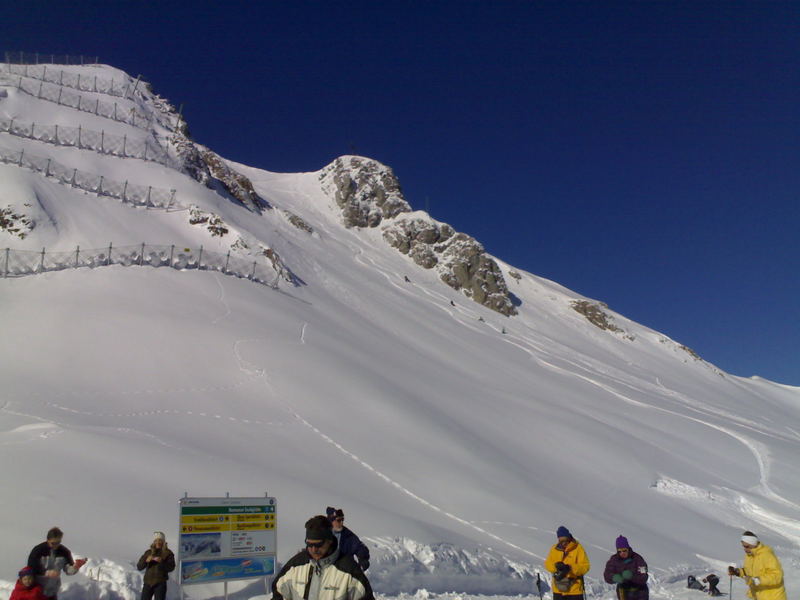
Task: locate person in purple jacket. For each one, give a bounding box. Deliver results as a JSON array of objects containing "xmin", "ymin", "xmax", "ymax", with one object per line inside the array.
[{"xmin": 604, "ymin": 535, "xmax": 649, "ymax": 600}]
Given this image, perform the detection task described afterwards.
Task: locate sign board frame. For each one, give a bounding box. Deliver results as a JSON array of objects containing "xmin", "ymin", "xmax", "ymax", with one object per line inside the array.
[{"xmin": 178, "ymin": 496, "xmax": 277, "ymax": 588}]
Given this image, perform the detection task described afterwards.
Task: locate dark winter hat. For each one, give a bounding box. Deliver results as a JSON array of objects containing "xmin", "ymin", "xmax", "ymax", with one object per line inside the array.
[
  {"xmin": 616, "ymin": 535, "xmax": 630, "ymax": 549},
  {"xmin": 556, "ymin": 526, "xmax": 572, "ymax": 538},
  {"xmin": 18, "ymin": 566, "xmax": 34, "ymax": 578},
  {"xmin": 327, "ymin": 507, "xmax": 344, "ymax": 521},
  {"xmin": 305, "ymin": 515, "xmax": 334, "ymax": 541}
]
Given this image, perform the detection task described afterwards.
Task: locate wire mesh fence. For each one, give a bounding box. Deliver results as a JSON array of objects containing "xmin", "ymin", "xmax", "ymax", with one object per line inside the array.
[
  {"xmin": 3, "ymin": 63, "xmax": 134, "ymax": 99},
  {"xmin": 6, "ymin": 75, "xmax": 175, "ymax": 131},
  {"xmin": 0, "ymin": 147, "xmax": 179, "ymax": 209},
  {"xmin": 0, "ymin": 117, "xmax": 176, "ymax": 167},
  {"xmin": 3, "ymin": 52, "xmax": 100, "ymax": 66},
  {"xmin": 1, "ymin": 243, "xmax": 281, "ymax": 288}
]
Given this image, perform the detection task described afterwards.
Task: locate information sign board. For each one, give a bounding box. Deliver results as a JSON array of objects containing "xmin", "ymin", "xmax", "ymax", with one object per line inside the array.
[{"xmin": 178, "ymin": 496, "xmax": 277, "ymax": 585}]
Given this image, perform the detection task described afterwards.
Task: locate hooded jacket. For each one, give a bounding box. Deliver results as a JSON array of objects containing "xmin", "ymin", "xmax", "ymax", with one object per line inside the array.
[
  {"xmin": 603, "ymin": 549, "xmax": 649, "ymax": 600},
  {"xmin": 545, "ymin": 539, "xmax": 591, "ymax": 596},
  {"xmin": 736, "ymin": 543, "xmax": 786, "ymax": 600},
  {"xmin": 272, "ymin": 544, "xmax": 373, "ymax": 600},
  {"xmin": 9, "ymin": 579, "xmax": 47, "ymax": 600}
]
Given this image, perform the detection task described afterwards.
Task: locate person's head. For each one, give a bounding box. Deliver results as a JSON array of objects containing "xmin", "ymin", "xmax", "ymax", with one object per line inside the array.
[
  {"xmin": 18, "ymin": 566, "xmax": 34, "ymax": 588},
  {"xmin": 46, "ymin": 526, "xmax": 64, "ymax": 549},
  {"xmin": 152, "ymin": 531, "xmax": 166, "ymax": 549},
  {"xmin": 556, "ymin": 526, "xmax": 572, "ymax": 547},
  {"xmin": 305, "ymin": 515, "xmax": 335, "ymax": 561},
  {"xmin": 327, "ymin": 507, "xmax": 345, "ymax": 532},
  {"xmin": 741, "ymin": 531, "xmax": 759, "ymax": 554},
  {"xmin": 616, "ymin": 535, "xmax": 631, "ymax": 557}
]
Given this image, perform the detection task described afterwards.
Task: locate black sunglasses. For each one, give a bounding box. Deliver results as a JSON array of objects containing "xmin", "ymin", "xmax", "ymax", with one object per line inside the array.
[{"xmin": 306, "ymin": 540, "xmax": 326, "ymax": 549}]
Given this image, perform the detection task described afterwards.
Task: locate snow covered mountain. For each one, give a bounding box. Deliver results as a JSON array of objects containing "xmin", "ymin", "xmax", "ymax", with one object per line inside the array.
[{"xmin": 1, "ymin": 60, "xmax": 798, "ymax": 600}]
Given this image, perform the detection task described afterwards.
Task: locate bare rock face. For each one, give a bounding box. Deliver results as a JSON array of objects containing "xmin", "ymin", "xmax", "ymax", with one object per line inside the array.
[
  {"xmin": 0, "ymin": 205, "xmax": 34, "ymax": 239},
  {"xmin": 319, "ymin": 156, "xmax": 411, "ymax": 228},
  {"xmin": 318, "ymin": 155, "xmax": 516, "ymax": 315},
  {"xmin": 200, "ymin": 150, "xmax": 270, "ymax": 213}
]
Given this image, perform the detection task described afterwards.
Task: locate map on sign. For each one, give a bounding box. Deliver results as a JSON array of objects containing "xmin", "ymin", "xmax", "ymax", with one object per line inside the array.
[{"xmin": 179, "ymin": 497, "xmax": 277, "ymax": 585}]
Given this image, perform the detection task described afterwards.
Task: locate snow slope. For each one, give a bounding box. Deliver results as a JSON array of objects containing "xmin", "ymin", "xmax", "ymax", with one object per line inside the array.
[{"xmin": 1, "ymin": 62, "xmax": 798, "ymax": 600}]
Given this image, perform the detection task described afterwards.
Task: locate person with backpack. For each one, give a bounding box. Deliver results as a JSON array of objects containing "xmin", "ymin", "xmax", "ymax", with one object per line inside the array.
[
  {"xmin": 728, "ymin": 531, "xmax": 786, "ymax": 600},
  {"xmin": 603, "ymin": 535, "xmax": 648, "ymax": 600},
  {"xmin": 544, "ymin": 526, "xmax": 591, "ymax": 600}
]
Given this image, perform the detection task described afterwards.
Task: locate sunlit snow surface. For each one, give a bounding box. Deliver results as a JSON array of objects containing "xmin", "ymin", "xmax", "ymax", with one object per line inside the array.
[{"xmin": 1, "ymin": 63, "xmax": 798, "ymax": 600}]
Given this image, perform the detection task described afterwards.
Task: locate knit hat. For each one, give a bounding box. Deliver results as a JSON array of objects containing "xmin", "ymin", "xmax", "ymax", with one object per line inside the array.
[
  {"xmin": 556, "ymin": 526, "xmax": 572, "ymax": 538},
  {"xmin": 741, "ymin": 531, "xmax": 759, "ymax": 546},
  {"xmin": 18, "ymin": 566, "xmax": 34, "ymax": 578},
  {"xmin": 153, "ymin": 531, "xmax": 166, "ymax": 542},
  {"xmin": 305, "ymin": 515, "xmax": 334, "ymax": 541},
  {"xmin": 326, "ymin": 506, "xmax": 345, "ymax": 521},
  {"xmin": 616, "ymin": 535, "xmax": 630, "ymax": 549}
]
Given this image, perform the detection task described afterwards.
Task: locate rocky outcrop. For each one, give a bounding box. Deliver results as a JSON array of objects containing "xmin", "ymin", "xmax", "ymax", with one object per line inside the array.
[
  {"xmin": 282, "ymin": 209, "xmax": 314, "ymax": 234},
  {"xmin": 319, "ymin": 156, "xmax": 411, "ymax": 228},
  {"xmin": 200, "ymin": 150, "xmax": 270, "ymax": 213},
  {"xmin": 571, "ymin": 300, "xmax": 633, "ymax": 340},
  {"xmin": 188, "ymin": 206, "xmax": 229, "ymax": 237},
  {"xmin": 319, "ymin": 155, "xmax": 517, "ymax": 316},
  {"xmin": 384, "ymin": 216, "xmax": 517, "ymax": 316},
  {"xmin": 0, "ymin": 205, "xmax": 34, "ymax": 239}
]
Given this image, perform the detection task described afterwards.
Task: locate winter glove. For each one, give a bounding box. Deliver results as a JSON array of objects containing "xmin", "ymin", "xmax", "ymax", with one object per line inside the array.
[
  {"xmin": 750, "ymin": 577, "xmax": 760, "ymax": 586},
  {"xmin": 612, "ymin": 574, "xmax": 624, "ymax": 583},
  {"xmin": 622, "ymin": 570, "xmax": 633, "ymax": 580},
  {"xmin": 360, "ymin": 560, "xmax": 370, "ymax": 571},
  {"xmin": 555, "ymin": 562, "xmax": 570, "ymax": 576},
  {"xmin": 728, "ymin": 566, "xmax": 740, "ymax": 577}
]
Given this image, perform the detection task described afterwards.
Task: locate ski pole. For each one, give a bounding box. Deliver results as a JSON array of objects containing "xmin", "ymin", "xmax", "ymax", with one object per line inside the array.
[
  {"xmin": 536, "ymin": 572, "xmax": 544, "ymax": 600},
  {"xmin": 729, "ymin": 574, "xmax": 733, "ymax": 599}
]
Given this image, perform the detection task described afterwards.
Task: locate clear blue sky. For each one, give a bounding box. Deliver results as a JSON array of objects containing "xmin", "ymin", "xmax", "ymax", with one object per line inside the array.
[{"xmin": 4, "ymin": 1, "xmax": 799, "ymax": 384}]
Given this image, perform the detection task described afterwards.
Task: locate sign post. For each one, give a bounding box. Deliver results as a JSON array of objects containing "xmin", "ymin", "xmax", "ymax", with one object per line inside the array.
[{"xmin": 178, "ymin": 495, "xmax": 277, "ymax": 599}]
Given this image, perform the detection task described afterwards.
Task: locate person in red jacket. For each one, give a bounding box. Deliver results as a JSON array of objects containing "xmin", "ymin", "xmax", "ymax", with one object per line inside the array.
[{"xmin": 10, "ymin": 566, "xmax": 47, "ymax": 600}]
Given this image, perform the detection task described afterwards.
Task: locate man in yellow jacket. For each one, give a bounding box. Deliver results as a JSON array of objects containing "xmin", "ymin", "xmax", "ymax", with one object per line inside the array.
[
  {"xmin": 545, "ymin": 526, "xmax": 591, "ymax": 600},
  {"xmin": 728, "ymin": 531, "xmax": 786, "ymax": 600}
]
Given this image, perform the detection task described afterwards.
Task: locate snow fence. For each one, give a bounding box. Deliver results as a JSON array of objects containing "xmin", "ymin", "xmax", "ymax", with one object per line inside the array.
[
  {"xmin": 7, "ymin": 75, "xmax": 163, "ymax": 131},
  {"xmin": 0, "ymin": 147, "xmax": 178, "ymax": 209},
  {"xmin": 4, "ymin": 63, "xmax": 135, "ymax": 100},
  {"xmin": 4, "ymin": 52, "xmax": 99, "ymax": 66},
  {"xmin": 0, "ymin": 117, "xmax": 175, "ymax": 168},
  {"xmin": 2, "ymin": 244, "xmax": 281, "ymax": 288}
]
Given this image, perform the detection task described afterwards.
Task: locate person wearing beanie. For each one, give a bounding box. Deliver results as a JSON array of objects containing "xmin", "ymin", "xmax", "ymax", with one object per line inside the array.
[
  {"xmin": 27, "ymin": 527, "xmax": 86, "ymax": 599},
  {"xmin": 728, "ymin": 531, "xmax": 786, "ymax": 600},
  {"xmin": 326, "ymin": 506, "xmax": 370, "ymax": 571},
  {"xmin": 10, "ymin": 567, "xmax": 47, "ymax": 600},
  {"xmin": 272, "ymin": 515, "xmax": 374, "ymax": 600},
  {"xmin": 603, "ymin": 535, "xmax": 649, "ymax": 600},
  {"xmin": 544, "ymin": 526, "xmax": 591, "ymax": 600},
  {"xmin": 136, "ymin": 531, "xmax": 175, "ymax": 600}
]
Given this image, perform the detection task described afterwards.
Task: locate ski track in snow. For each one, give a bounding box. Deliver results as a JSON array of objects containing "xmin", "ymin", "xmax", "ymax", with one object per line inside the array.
[
  {"xmin": 334, "ymin": 231, "xmax": 800, "ymax": 542},
  {"xmin": 227, "ymin": 309, "xmax": 547, "ymax": 562},
  {"xmin": 211, "ymin": 273, "xmax": 232, "ymax": 324}
]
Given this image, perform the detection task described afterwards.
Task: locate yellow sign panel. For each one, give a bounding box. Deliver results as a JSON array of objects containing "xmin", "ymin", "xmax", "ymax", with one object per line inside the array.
[
  {"xmin": 233, "ymin": 521, "xmax": 273, "ymax": 531},
  {"xmin": 233, "ymin": 514, "xmax": 267, "ymax": 522},
  {"xmin": 182, "ymin": 515, "xmax": 230, "ymax": 525},
  {"xmin": 181, "ymin": 523, "xmax": 228, "ymax": 533}
]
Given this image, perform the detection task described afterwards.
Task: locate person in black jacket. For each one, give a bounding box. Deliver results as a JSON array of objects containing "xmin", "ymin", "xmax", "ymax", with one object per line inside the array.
[
  {"xmin": 326, "ymin": 507, "xmax": 370, "ymax": 571},
  {"xmin": 272, "ymin": 515, "xmax": 373, "ymax": 600},
  {"xmin": 27, "ymin": 527, "xmax": 86, "ymax": 599},
  {"xmin": 136, "ymin": 531, "xmax": 175, "ymax": 600}
]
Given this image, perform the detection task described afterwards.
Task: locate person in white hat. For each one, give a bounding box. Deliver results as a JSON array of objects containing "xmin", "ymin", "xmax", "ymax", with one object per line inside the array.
[
  {"xmin": 728, "ymin": 531, "xmax": 786, "ymax": 600},
  {"xmin": 136, "ymin": 531, "xmax": 175, "ymax": 600}
]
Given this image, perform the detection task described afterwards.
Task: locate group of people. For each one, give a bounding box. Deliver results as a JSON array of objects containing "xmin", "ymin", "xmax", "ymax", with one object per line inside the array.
[
  {"xmin": 10, "ymin": 519, "xmax": 786, "ymax": 600},
  {"xmin": 9, "ymin": 527, "xmax": 174, "ymax": 600},
  {"xmin": 542, "ymin": 526, "xmax": 786, "ymax": 600}
]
